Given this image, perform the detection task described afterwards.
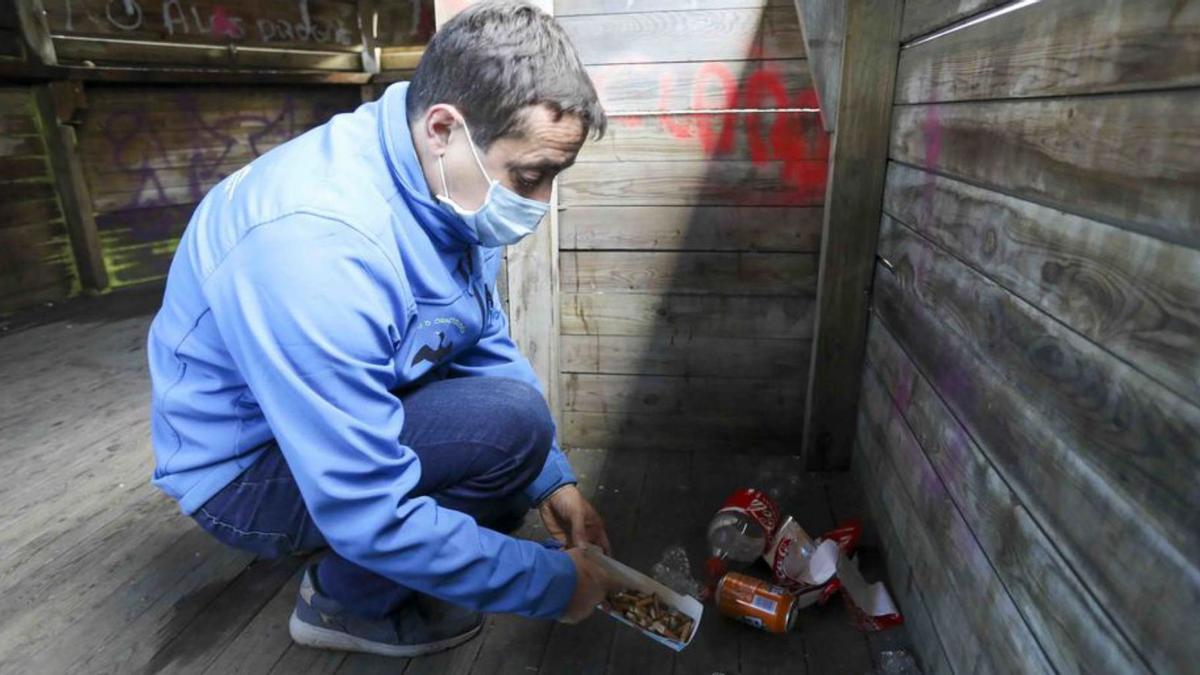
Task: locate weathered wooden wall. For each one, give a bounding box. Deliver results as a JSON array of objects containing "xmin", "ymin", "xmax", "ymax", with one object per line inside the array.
[
  {"xmin": 0, "ymin": 3, "xmax": 24, "ymax": 61},
  {"xmin": 42, "ymin": 0, "xmax": 364, "ymax": 71},
  {"xmin": 73, "ymin": 85, "xmax": 358, "ymax": 288},
  {"xmin": 555, "ymin": 0, "xmax": 826, "ymax": 451},
  {"xmin": 377, "ymin": 0, "xmax": 436, "ymax": 49},
  {"xmin": 0, "ymin": 86, "xmax": 78, "ymax": 313},
  {"xmin": 856, "ymin": 1, "xmax": 1200, "ymax": 673},
  {"xmin": 0, "ymin": 0, "xmax": 382, "ymax": 309}
]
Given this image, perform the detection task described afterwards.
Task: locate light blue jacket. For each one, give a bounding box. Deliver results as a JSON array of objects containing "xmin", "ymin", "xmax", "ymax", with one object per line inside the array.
[{"xmin": 147, "ymin": 82, "xmax": 577, "ymax": 619}]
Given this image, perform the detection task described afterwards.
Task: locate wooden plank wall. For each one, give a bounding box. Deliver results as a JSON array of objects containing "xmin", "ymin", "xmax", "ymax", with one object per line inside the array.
[
  {"xmin": 377, "ymin": 0, "xmax": 435, "ymax": 49},
  {"xmin": 856, "ymin": 1, "xmax": 1200, "ymax": 673},
  {"xmin": 75, "ymin": 85, "xmax": 360, "ymax": 288},
  {"xmin": 0, "ymin": 3, "xmax": 25, "ymax": 61},
  {"xmin": 0, "ymin": 86, "xmax": 78, "ymax": 313},
  {"xmin": 555, "ymin": 0, "xmax": 827, "ymax": 451}
]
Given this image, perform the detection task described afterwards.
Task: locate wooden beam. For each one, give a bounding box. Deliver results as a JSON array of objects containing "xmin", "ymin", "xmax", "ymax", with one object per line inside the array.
[
  {"xmin": 32, "ymin": 82, "xmax": 107, "ymax": 293},
  {"xmin": 506, "ymin": 183, "xmax": 563, "ymax": 424},
  {"xmin": 793, "ymin": 0, "xmax": 844, "ymax": 131},
  {"xmin": 63, "ymin": 65, "xmax": 370, "ymax": 85},
  {"xmin": 51, "ymin": 38, "xmax": 362, "ymax": 71},
  {"xmin": 800, "ymin": 0, "xmax": 902, "ymax": 469},
  {"xmin": 357, "ymin": 0, "xmax": 381, "ymax": 74}
]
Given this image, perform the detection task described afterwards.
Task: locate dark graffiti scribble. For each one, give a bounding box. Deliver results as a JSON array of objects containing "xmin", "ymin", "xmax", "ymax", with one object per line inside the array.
[{"xmin": 102, "ymin": 93, "xmax": 338, "ymax": 243}]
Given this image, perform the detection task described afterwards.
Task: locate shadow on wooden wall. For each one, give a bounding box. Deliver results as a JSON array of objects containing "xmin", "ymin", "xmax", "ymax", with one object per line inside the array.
[{"xmin": 555, "ymin": 0, "xmax": 826, "ymax": 454}]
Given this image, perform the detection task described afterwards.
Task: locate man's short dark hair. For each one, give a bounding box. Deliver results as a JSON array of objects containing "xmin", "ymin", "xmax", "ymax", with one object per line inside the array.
[{"xmin": 407, "ymin": 0, "xmax": 607, "ymax": 149}]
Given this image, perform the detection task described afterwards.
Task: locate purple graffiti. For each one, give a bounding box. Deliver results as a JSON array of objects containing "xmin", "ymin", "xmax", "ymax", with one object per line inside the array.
[{"xmin": 102, "ymin": 93, "xmax": 336, "ymax": 242}]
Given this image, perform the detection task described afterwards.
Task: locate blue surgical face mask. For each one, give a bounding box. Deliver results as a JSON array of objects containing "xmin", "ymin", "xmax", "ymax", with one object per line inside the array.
[{"xmin": 435, "ymin": 116, "xmax": 549, "ymax": 247}]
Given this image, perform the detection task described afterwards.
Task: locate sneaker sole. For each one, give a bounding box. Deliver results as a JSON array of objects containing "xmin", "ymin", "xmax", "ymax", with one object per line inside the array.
[{"xmin": 288, "ymin": 609, "xmax": 483, "ymax": 657}]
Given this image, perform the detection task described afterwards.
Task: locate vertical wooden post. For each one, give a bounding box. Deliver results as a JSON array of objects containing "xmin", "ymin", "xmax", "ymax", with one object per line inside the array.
[
  {"xmin": 33, "ymin": 82, "xmax": 109, "ymax": 293},
  {"xmin": 433, "ymin": 0, "xmax": 563, "ymax": 423},
  {"xmin": 794, "ymin": 0, "xmax": 845, "ymax": 132},
  {"xmin": 14, "ymin": 0, "xmax": 55, "ymax": 66},
  {"xmin": 505, "ymin": 182, "xmax": 563, "ymax": 423},
  {"xmin": 357, "ymin": 0, "xmax": 381, "ymax": 75},
  {"xmin": 801, "ymin": 0, "xmax": 902, "ymax": 469}
]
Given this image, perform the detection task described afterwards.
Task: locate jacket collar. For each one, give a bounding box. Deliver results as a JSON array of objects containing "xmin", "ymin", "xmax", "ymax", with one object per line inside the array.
[{"xmin": 378, "ymin": 82, "xmax": 480, "ymax": 251}]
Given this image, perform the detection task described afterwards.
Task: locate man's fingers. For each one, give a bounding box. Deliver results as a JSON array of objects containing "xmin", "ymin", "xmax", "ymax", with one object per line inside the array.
[
  {"xmin": 570, "ymin": 513, "xmax": 589, "ymax": 548},
  {"xmin": 592, "ymin": 523, "xmax": 612, "ymax": 556}
]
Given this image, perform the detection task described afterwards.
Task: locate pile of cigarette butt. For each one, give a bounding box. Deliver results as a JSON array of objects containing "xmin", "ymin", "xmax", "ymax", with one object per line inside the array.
[{"xmin": 606, "ymin": 590, "xmax": 694, "ymax": 643}]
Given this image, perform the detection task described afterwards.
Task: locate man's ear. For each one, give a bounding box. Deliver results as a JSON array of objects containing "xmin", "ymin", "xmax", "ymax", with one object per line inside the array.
[{"xmin": 422, "ymin": 105, "xmax": 460, "ymax": 157}]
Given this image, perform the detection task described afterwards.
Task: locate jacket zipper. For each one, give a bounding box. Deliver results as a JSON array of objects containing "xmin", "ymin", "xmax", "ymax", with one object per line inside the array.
[{"xmin": 465, "ymin": 247, "xmax": 489, "ymax": 337}]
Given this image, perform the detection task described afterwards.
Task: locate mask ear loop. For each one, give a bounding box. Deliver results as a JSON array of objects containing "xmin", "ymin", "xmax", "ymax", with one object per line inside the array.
[
  {"xmin": 435, "ymin": 116, "xmax": 497, "ymax": 215},
  {"xmin": 437, "ymin": 153, "xmax": 453, "ymax": 202},
  {"xmin": 459, "ymin": 119, "xmax": 494, "ymax": 185}
]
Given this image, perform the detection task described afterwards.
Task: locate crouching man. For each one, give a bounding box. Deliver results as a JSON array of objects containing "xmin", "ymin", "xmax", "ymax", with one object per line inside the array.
[{"xmin": 146, "ymin": 0, "xmax": 618, "ymax": 657}]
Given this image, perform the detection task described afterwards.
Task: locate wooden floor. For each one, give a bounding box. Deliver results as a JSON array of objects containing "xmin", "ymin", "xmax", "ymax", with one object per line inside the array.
[{"xmin": 0, "ymin": 289, "xmax": 913, "ymax": 674}]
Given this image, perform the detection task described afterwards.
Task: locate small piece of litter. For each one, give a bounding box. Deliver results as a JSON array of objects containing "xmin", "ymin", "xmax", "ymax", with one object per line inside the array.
[
  {"xmin": 651, "ymin": 546, "xmax": 704, "ymax": 598},
  {"xmin": 877, "ymin": 649, "xmax": 922, "ymax": 675}
]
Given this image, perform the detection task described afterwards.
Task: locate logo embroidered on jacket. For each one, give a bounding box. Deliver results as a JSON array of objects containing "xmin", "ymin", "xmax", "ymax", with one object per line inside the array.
[{"xmin": 411, "ymin": 331, "xmax": 454, "ymax": 366}]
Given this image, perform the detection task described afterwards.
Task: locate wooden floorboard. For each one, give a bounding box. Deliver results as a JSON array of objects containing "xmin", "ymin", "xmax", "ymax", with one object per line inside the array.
[
  {"xmin": 826, "ymin": 469, "xmax": 918, "ymax": 672},
  {"xmin": 0, "ymin": 289, "xmax": 908, "ymax": 674},
  {"xmin": 604, "ymin": 451, "xmax": 682, "ymax": 675},
  {"xmin": 462, "ymin": 452, "xmax": 605, "ymax": 675},
  {"xmin": 537, "ymin": 451, "xmax": 648, "ymax": 674},
  {"xmin": 148, "ymin": 556, "xmax": 308, "ymax": 674}
]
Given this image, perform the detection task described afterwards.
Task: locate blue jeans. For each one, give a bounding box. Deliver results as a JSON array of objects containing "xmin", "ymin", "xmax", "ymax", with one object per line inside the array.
[{"xmin": 192, "ymin": 376, "xmax": 554, "ymax": 619}]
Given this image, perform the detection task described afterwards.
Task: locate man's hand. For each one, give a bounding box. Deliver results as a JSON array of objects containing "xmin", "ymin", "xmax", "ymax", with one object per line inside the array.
[
  {"xmin": 561, "ymin": 547, "xmax": 620, "ymax": 624},
  {"xmin": 539, "ymin": 484, "xmax": 611, "ymax": 554}
]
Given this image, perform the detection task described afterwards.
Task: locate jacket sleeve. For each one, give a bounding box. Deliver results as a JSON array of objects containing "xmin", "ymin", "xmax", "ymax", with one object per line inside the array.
[
  {"xmin": 446, "ymin": 255, "xmax": 577, "ymax": 506},
  {"xmin": 201, "ymin": 216, "xmax": 576, "ymax": 619}
]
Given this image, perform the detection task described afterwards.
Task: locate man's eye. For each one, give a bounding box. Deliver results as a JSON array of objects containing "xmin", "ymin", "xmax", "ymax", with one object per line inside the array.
[{"xmin": 516, "ymin": 172, "xmax": 543, "ymax": 188}]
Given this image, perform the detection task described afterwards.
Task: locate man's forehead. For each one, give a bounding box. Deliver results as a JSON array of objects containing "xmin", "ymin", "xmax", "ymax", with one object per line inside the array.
[{"xmin": 500, "ymin": 106, "xmax": 586, "ymax": 165}]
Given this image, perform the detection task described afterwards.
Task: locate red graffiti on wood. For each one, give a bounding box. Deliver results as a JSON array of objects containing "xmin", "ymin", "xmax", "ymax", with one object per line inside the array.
[
  {"xmin": 210, "ymin": 5, "xmax": 237, "ymax": 39},
  {"xmin": 592, "ymin": 58, "xmax": 830, "ymax": 200}
]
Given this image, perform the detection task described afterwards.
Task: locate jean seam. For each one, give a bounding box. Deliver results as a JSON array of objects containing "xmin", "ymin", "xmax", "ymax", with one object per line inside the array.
[
  {"xmin": 408, "ymin": 437, "xmax": 531, "ymax": 456},
  {"xmin": 232, "ymin": 477, "xmax": 295, "ymax": 488},
  {"xmin": 196, "ymin": 507, "xmax": 299, "ymax": 549}
]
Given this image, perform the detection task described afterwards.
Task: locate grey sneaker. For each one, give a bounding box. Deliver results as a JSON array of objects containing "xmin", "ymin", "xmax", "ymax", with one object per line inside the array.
[{"xmin": 288, "ymin": 565, "xmax": 484, "ymax": 657}]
